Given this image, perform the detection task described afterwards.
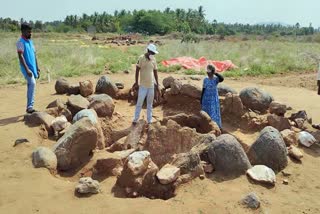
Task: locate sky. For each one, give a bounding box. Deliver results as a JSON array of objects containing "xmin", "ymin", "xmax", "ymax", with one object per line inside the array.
[{"xmin": 1, "ymin": 0, "xmax": 319, "ymax": 27}]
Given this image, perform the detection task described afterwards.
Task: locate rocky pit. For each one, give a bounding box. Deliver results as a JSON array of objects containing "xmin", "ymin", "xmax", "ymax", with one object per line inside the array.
[{"xmin": 27, "ymin": 75, "xmax": 320, "ymax": 200}]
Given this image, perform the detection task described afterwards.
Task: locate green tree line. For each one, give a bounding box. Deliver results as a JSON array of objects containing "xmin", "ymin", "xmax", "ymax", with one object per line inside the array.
[{"xmin": 0, "ymin": 7, "xmax": 318, "ymax": 36}]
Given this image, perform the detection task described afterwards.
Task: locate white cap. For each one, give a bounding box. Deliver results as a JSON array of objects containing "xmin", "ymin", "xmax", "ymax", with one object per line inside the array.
[{"xmin": 147, "ymin": 43, "xmax": 159, "ymax": 54}]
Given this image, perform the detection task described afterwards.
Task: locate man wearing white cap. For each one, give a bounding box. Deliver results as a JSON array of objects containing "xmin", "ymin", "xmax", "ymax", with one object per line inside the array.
[{"xmin": 132, "ymin": 43, "xmax": 159, "ymax": 125}]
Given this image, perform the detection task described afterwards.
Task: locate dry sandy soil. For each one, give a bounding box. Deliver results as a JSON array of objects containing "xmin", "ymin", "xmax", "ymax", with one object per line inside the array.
[{"xmin": 0, "ymin": 72, "xmax": 320, "ymax": 214}]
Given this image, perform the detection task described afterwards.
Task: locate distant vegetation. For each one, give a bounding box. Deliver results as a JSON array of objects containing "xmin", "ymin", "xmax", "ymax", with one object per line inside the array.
[{"xmin": 0, "ymin": 6, "xmax": 319, "ymax": 38}]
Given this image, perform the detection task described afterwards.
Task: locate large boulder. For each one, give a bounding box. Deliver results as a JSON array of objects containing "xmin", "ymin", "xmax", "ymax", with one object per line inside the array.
[
  {"xmin": 73, "ymin": 109, "xmax": 105, "ymax": 150},
  {"xmin": 207, "ymin": 134, "xmax": 252, "ymax": 177},
  {"xmin": 267, "ymin": 114, "xmax": 291, "ymax": 131},
  {"xmin": 95, "ymin": 76, "xmax": 118, "ymax": 98},
  {"xmin": 24, "ymin": 112, "xmax": 55, "ymax": 134},
  {"xmin": 239, "ymin": 87, "xmax": 273, "ymax": 113},
  {"xmin": 32, "ymin": 147, "xmax": 57, "ymax": 171},
  {"xmin": 169, "ymin": 79, "xmax": 183, "ymax": 95},
  {"xmin": 67, "ymin": 95, "xmax": 90, "ymax": 116},
  {"xmin": 163, "ymin": 76, "xmax": 175, "ymax": 89},
  {"xmin": 88, "ymin": 94, "xmax": 114, "ymax": 117},
  {"xmin": 73, "ymin": 109, "xmax": 98, "ymax": 125},
  {"xmin": 248, "ymin": 126, "xmax": 288, "ymax": 172},
  {"xmin": 218, "ymin": 84, "xmax": 237, "ymax": 96},
  {"xmin": 53, "ymin": 118, "xmax": 98, "ymax": 170},
  {"xmin": 269, "ymin": 101, "xmax": 287, "ymax": 116},
  {"xmin": 180, "ymin": 84, "xmax": 202, "ymax": 99},
  {"xmin": 55, "ymin": 78, "xmax": 69, "ymax": 94},
  {"xmin": 79, "ymin": 80, "xmax": 94, "ymax": 97}
]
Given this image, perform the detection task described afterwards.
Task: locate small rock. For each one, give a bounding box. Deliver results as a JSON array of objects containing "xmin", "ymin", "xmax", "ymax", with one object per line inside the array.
[
  {"xmin": 75, "ymin": 177, "xmax": 100, "ymax": 194},
  {"xmin": 51, "ymin": 115, "xmax": 68, "ymax": 135},
  {"xmin": 282, "ymin": 179, "xmax": 289, "ymax": 185},
  {"xmin": 269, "ymin": 101, "xmax": 287, "ymax": 116},
  {"xmin": 298, "ymin": 131, "xmax": 316, "ymax": 147},
  {"xmin": 199, "ymin": 174, "xmax": 205, "ymax": 180},
  {"xmin": 295, "ymin": 118, "xmax": 305, "ymax": 129},
  {"xmin": 289, "ymin": 110, "xmax": 308, "ymax": 121},
  {"xmin": 115, "ymin": 82, "xmax": 124, "ymax": 89},
  {"xmin": 242, "ymin": 192, "xmax": 260, "ymax": 209},
  {"xmin": 201, "ymin": 161, "xmax": 214, "ymax": 174},
  {"xmin": 281, "ymin": 129, "xmax": 298, "ymax": 146},
  {"xmin": 156, "ymin": 164, "xmax": 180, "ymax": 185},
  {"xmin": 246, "ymin": 165, "xmax": 276, "ymax": 185},
  {"xmin": 123, "ymin": 70, "xmax": 130, "ymax": 74},
  {"xmin": 281, "ymin": 170, "xmax": 292, "ymax": 177},
  {"xmin": 13, "ymin": 138, "xmax": 29, "ymax": 147},
  {"xmin": 288, "ymin": 145, "xmax": 303, "ymax": 161},
  {"xmin": 267, "ymin": 114, "xmax": 291, "ymax": 131},
  {"xmin": 127, "ymin": 151, "xmax": 151, "ymax": 176}
]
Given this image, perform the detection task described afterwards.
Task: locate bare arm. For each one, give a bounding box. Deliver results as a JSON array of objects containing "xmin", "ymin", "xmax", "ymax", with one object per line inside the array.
[
  {"xmin": 18, "ymin": 52, "xmax": 32, "ymax": 77},
  {"xmin": 153, "ymin": 68, "xmax": 159, "ymax": 87},
  {"xmin": 134, "ymin": 65, "xmax": 140, "ymax": 89},
  {"xmin": 215, "ymin": 72, "xmax": 224, "ymax": 83}
]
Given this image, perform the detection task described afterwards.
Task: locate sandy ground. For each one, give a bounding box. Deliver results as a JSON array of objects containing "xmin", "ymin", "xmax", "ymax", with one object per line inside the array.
[{"xmin": 0, "ymin": 72, "xmax": 320, "ymax": 214}]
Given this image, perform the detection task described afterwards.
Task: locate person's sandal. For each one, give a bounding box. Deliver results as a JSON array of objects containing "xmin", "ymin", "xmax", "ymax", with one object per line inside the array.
[{"xmin": 26, "ymin": 108, "xmax": 36, "ymax": 114}]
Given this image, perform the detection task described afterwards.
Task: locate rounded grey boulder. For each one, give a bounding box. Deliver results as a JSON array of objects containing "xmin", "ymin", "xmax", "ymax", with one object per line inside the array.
[
  {"xmin": 239, "ymin": 87, "xmax": 273, "ymax": 112},
  {"xmin": 95, "ymin": 76, "xmax": 118, "ymax": 98},
  {"xmin": 55, "ymin": 78, "xmax": 70, "ymax": 94},
  {"xmin": 248, "ymin": 126, "xmax": 288, "ymax": 172},
  {"xmin": 208, "ymin": 134, "xmax": 252, "ymax": 177},
  {"xmin": 32, "ymin": 147, "xmax": 57, "ymax": 170}
]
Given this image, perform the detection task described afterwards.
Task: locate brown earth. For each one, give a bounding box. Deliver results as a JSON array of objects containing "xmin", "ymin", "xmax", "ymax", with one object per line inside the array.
[{"xmin": 0, "ymin": 72, "xmax": 320, "ymax": 214}]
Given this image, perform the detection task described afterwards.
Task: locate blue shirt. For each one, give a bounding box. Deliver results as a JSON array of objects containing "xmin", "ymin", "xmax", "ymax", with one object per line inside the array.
[{"xmin": 16, "ymin": 36, "xmax": 38, "ymax": 79}]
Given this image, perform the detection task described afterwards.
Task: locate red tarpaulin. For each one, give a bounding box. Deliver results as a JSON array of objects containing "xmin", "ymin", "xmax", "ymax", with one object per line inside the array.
[{"xmin": 161, "ymin": 56, "xmax": 237, "ymax": 72}]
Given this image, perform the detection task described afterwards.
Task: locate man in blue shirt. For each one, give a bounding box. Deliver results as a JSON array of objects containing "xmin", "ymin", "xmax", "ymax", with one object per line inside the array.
[{"xmin": 16, "ymin": 23, "xmax": 40, "ymax": 113}]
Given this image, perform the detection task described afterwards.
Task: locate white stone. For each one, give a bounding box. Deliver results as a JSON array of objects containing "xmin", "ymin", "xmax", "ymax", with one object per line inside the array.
[
  {"xmin": 75, "ymin": 177, "xmax": 100, "ymax": 194},
  {"xmin": 127, "ymin": 151, "xmax": 151, "ymax": 176},
  {"xmin": 156, "ymin": 164, "xmax": 180, "ymax": 185},
  {"xmin": 51, "ymin": 115, "xmax": 68, "ymax": 133},
  {"xmin": 298, "ymin": 131, "xmax": 316, "ymax": 147},
  {"xmin": 246, "ymin": 165, "xmax": 276, "ymax": 185}
]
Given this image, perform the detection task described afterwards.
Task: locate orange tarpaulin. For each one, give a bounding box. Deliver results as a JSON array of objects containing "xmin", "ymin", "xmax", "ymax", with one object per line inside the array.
[{"xmin": 161, "ymin": 57, "xmax": 237, "ymax": 72}]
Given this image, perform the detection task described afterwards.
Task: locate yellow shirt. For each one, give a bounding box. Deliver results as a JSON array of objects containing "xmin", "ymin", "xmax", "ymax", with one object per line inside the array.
[{"xmin": 137, "ymin": 54, "xmax": 157, "ymax": 88}]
